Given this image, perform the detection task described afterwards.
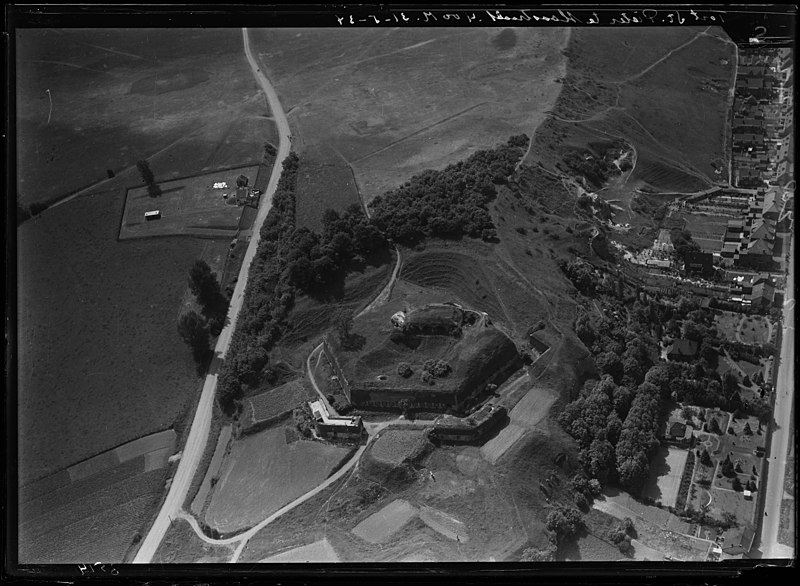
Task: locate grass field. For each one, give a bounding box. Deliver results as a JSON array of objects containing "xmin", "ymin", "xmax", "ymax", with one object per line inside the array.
[
  {"xmin": 295, "ymin": 144, "xmax": 362, "ymax": 232},
  {"xmin": 245, "ymin": 379, "xmax": 309, "ymax": 425},
  {"xmin": 17, "ymin": 188, "xmax": 209, "ymax": 485},
  {"xmin": 351, "ymin": 499, "xmax": 418, "ymax": 544},
  {"xmin": 258, "ymin": 538, "xmax": 340, "ymax": 562},
  {"xmin": 250, "ymin": 27, "xmax": 568, "ymax": 203},
  {"xmin": 17, "ymin": 29, "xmax": 276, "ymax": 208},
  {"xmin": 641, "ymin": 446, "xmax": 688, "ymax": 508},
  {"xmin": 119, "ymin": 165, "xmax": 259, "ymax": 239},
  {"xmin": 204, "ymin": 425, "xmax": 351, "ymax": 533},
  {"xmin": 370, "ymin": 429, "xmax": 430, "ymax": 466}
]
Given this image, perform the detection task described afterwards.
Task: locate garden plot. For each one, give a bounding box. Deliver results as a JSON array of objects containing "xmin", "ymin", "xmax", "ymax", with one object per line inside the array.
[
  {"xmin": 641, "ymin": 447, "xmax": 688, "ymax": 508},
  {"xmin": 351, "ymin": 499, "xmax": 418, "ymax": 544}
]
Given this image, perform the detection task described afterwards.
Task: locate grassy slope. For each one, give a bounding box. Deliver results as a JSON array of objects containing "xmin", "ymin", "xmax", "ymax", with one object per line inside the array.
[
  {"xmin": 250, "ymin": 27, "xmax": 568, "ymax": 202},
  {"xmin": 528, "ymin": 26, "xmax": 734, "ymax": 192}
]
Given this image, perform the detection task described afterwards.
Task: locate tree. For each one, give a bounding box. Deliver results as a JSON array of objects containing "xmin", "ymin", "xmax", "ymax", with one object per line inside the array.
[
  {"xmin": 709, "ymin": 418, "xmax": 722, "ymax": 434},
  {"xmin": 331, "ymin": 307, "xmax": 354, "ymax": 345},
  {"xmin": 189, "ymin": 260, "xmax": 225, "ymax": 315},
  {"xmin": 743, "ymin": 422, "xmax": 753, "ymax": 435},
  {"xmin": 177, "ymin": 311, "xmax": 211, "ymax": 365},
  {"xmin": 520, "ymin": 543, "xmax": 556, "ymax": 562},
  {"xmin": 136, "ymin": 159, "xmax": 161, "ymax": 197},
  {"xmin": 721, "ymin": 454, "xmax": 735, "ymax": 478},
  {"xmin": 397, "ymin": 362, "xmax": 413, "ymax": 378},
  {"xmin": 545, "ymin": 506, "xmax": 584, "ymax": 541},
  {"xmin": 700, "ymin": 449, "xmax": 713, "ymax": 467},
  {"xmin": 731, "ymin": 476, "xmax": 743, "ymax": 491},
  {"xmin": 681, "ymin": 406, "xmax": 695, "ymax": 422}
]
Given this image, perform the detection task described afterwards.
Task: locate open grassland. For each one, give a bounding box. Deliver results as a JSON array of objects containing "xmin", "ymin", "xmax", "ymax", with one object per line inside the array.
[
  {"xmin": 120, "ymin": 165, "xmax": 259, "ymax": 239},
  {"xmin": 16, "ymin": 28, "xmax": 276, "ymax": 208},
  {"xmin": 295, "ymin": 144, "xmax": 362, "ymax": 232},
  {"xmin": 250, "ymin": 27, "xmax": 568, "ymax": 202},
  {"xmin": 528, "ymin": 26, "xmax": 734, "ymax": 194},
  {"xmin": 204, "ymin": 425, "xmax": 351, "ymax": 533},
  {"xmin": 18, "ymin": 454, "xmax": 166, "ymax": 563},
  {"xmin": 152, "ymin": 518, "xmax": 234, "ymax": 563},
  {"xmin": 17, "ymin": 189, "xmax": 209, "ymax": 485}
]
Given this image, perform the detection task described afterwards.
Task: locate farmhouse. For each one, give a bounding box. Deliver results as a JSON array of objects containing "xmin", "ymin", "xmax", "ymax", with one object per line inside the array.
[
  {"xmin": 309, "ymin": 400, "xmax": 364, "ymax": 441},
  {"xmin": 666, "ymin": 339, "xmax": 699, "ymax": 362}
]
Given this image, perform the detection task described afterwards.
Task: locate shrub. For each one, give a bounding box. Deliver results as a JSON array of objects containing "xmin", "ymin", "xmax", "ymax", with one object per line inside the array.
[{"xmin": 397, "ymin": 362, "xmax": 413, "ymax": 378}]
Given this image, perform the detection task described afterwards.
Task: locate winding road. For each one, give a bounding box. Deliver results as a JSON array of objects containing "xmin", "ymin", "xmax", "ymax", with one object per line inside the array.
[{"xmin": 132, "ymin": 28, "xmax": 292, "ymax": 563}]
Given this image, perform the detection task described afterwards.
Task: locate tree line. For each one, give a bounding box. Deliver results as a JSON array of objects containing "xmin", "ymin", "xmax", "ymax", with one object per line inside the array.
[{"xmin": 369, "ymin": 135, "xmax": 529, "ymax": 244}]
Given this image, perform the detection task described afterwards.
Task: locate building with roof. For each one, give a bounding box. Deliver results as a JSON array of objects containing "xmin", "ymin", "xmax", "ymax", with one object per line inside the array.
[
  {"xmin": 667, "ymin": 339, "xmax": 699, "ymax": 362},
  {"xmin": 662, "ymin": 420, "xmax": 695, "ymax": 448},
  {"xmin": 431, "ymin": 403, "xmax": 507, "ymax": 444},
  {"xmin": 309, "ymin": 400, "xmax": 364, "ymax": 441}
]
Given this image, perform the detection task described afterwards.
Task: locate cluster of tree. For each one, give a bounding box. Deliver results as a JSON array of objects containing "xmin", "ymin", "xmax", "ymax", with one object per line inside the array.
[
  {"xmin": 670, "ymin": 229, "xmax": 701, "ymax": 264},
  {"xmin": 519, "ymin": 542, "xmax": 557, "ymax": 562},
  {"xmin": 216, "ymin": 154, "xmax": 301, "ymax": 414},
  {"xmin": 722, "ymin": 340, "xmax": 774, "ymax": 364},
  {"xmin": 562, "ymin": 146, "xmax": 623, "ymax": 188},
  {"xmin": 607, "ymin": 517, "xmax": 636, "ymax": 553},
  {"xmin": 421, "ymin": 359, "xmax": 451, "ymax": 384},
  {"xmin": 545, "ymin": 505, "xmax": 585, "ymax": 543},
  {"xmin": 558, "ymin": 259, "xmax": 600, "ymax": 296},
  {"xmin": 369, "ymin": 135, "xmax": 529, "ymax": 244},
  {"xmin": 293, "ymin": 403, "xmax": 316, "ymax": 438},
  {"xmin": 177, "ymin": 260, "xmax": 229, "ymax": 370},
  {"xmin": 136, "ymin": 159, "xmax": 161, "ymax": 198},
  {"xmin": 285, "ymin": 205, "xmax": 387, "ymax": 296}
]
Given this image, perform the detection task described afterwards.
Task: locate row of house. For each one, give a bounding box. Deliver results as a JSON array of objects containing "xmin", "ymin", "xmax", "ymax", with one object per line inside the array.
[{"xmin": 731, "ymin": 47, "xmax": 793, "ymax": 189}]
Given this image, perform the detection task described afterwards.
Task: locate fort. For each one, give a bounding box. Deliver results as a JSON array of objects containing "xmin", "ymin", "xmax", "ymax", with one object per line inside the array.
[{"xmin": 323, "ymin": 303, "xmax": 521, "ymax": 414}]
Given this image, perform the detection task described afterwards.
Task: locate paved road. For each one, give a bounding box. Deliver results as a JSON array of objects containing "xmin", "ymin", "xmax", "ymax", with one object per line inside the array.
[
  {"xmin": 132, "ymin": 27, "xmax": 291, "ymax": 563},
  {"xmin": 758, "ymin": 235, "xmax": 795, "ymax": 559}
]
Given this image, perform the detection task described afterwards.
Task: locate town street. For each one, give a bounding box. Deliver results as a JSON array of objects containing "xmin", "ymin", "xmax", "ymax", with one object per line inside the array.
[
  {"xmin": 132, "ymin": 28, "xmax": 291, "ymax": 563},
  {"xmin": 757, "ymin": 235, "xmax": 795, "ymax": 559}
]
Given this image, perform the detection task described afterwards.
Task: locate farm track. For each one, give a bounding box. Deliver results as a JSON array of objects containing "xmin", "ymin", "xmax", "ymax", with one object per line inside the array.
[{"xmin": 132, "ymin": 27, "xmax": 291, "ymax": 563}]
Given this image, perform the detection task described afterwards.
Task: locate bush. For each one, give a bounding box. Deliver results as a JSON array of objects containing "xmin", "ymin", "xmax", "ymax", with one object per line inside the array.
[{"xmin": 397, "ymin": 362, "xmax": 413, "ymax": 378}]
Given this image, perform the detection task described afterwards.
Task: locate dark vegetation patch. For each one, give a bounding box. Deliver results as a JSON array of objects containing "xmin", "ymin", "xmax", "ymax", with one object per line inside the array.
[
  {"xmin": 369, "ymin": 135, "xmax": 529, "ymax": 244},
  {"xmin": 491, "ymin": 28, "xmax": 518, "ymax": 51}
]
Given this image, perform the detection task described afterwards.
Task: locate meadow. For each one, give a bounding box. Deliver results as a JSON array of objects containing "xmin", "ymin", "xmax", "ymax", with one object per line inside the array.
[
  {"xmin": 250, "ymin": 27, "xmax": 569, "ymax": 202},
  {"xmin": 16, "ymin": 28, "xmax": 275, "ymax": 208}
]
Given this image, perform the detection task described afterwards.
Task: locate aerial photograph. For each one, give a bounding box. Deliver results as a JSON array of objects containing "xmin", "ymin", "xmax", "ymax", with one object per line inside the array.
[{"xmin": 12, "ymin": 7, "xmax": 795, "ymax": 569}]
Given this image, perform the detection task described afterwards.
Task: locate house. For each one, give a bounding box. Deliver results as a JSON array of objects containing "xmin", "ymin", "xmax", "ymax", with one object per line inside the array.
[
  {"xmin": 235, "ymin": 174, "xmax": 249, "ymax": 187},
  {"xmin": 750, "ymin": 280, "xmax": 776, "ymax": 310},
  {"xmin": 144, "ymin": 210, "xmax": 161, "ymax": 221},
  {"xmin": 403, "ymin": 304, "xmax": 464, "ymax": 336},
  {"xmin": 235, "ymin": 186, "xmax": 250, "ymax": 204},
  {"xmin": 662, "ymin": 420, "xmax": 695, "ymax": 448},
  {"xmin": 685, "ymin": 251, "xmax": 714, "ymax": 277},
  {"xmin": 309, "ymin": 400, "xmax": 364, "ymax": 441},
  {"xmin": 721, "ymin": 525, "xmax": 757, "ymax": 556},
  {"xmin": 667, "ymin": 339, "xmax": 699, "ymax": 362}
]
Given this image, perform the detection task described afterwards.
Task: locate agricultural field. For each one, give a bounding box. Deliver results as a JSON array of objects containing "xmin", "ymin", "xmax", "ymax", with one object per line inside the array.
[
  {"xmin": 641, "ymin": 446, "xmax": 689, "ymax": 509},
  {"xmin": 16, "ymin": 28, "xmax": 276, "ymax": 208},
  {"xmin": 244, "ymin": 379, "xmax": 309, "ymax": 425},
  {"xmin": 295, "ymin": 144, "xmax": 362, "ymax": 233},
  {"xmin": 152, "ymin": 518, "xmax": 234, "ymax": 563},
  {"xmin": 17, "ymin": 188, "xmax": 210, "ymax": 485},
  {"xmin": 119, "ymin": 164, "xmax": 259, "ymax": 239},
  {"xmin": 203, "ymin": 425, "xmax": 352, "ymax": 533},
  {"xmin": 250, "ymin": 27, "xmax": 569, "ymax": 202},
  {"xmin": 18, "ymin": 454, "xmax": 167, "ymax": 563}
]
